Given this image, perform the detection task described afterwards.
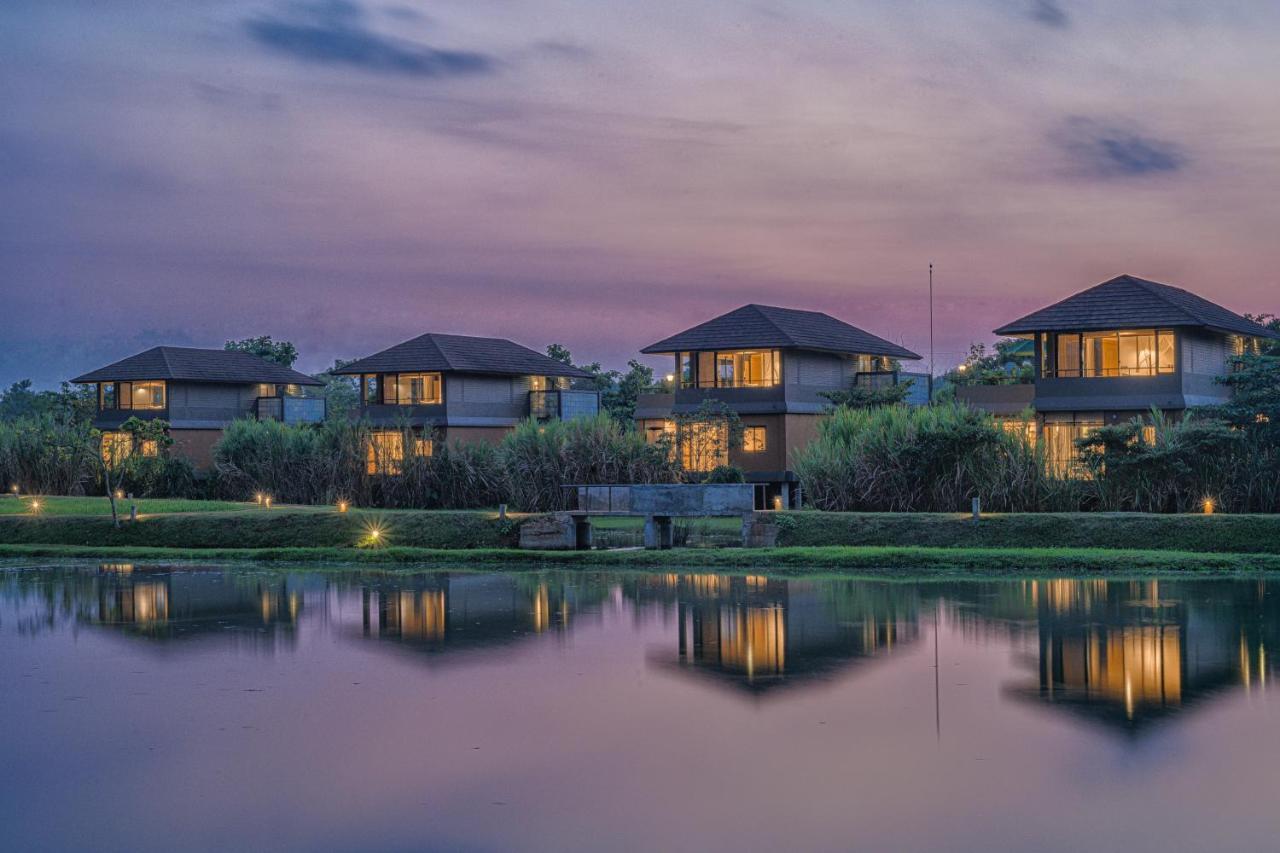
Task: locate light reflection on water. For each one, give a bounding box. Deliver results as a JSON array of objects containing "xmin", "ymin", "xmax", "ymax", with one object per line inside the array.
[{"xmin": 1, "ymin": 563, "xmax": 1278, "ymax": 852}]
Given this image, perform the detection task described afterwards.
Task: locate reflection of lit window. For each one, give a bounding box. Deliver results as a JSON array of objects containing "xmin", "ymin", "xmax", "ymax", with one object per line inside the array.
[
  {"xmin": 367, "ymin": 431, "xmax": 404, "ymax": 474},
  {"xmin": 743, "ymin": 426, "xmax": 767, "ymax": 452}
]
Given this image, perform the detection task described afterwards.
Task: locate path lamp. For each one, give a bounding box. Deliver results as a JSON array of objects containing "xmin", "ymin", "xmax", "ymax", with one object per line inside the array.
[
  {"xmin": 1203, "ymin": 497, "xmax": 1215, "ymax": 515},
  {"xmin": 337, "ymin": 500, "xmax": 349, "ymax": 513}
]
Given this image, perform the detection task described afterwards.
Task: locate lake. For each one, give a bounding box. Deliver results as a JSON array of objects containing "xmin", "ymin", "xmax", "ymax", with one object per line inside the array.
[{"xmin": 2, "ymin": 563, "xmax": 1277, "ymax": 852}]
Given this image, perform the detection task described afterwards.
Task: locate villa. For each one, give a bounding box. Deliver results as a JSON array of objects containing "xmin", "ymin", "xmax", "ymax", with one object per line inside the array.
[
  {"xmin": 634, "ymin": 304, "xmax": 921, "ymax": 507},
  {"xmin": 960, "ymin": 274, "xmax": 1280, "ymax": 469},
  {"xmin": 73, "ymin": 346, "xmax": 324, "ymax": 470},
  {"xmin": 332, "ymin": 332, "xmax": 598, "ymax": 473}
]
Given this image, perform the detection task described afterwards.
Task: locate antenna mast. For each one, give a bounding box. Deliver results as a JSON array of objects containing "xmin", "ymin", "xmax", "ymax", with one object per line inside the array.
[{"xmin": 928, "ymin": 263, "xmax": 935, "ymax": 402}]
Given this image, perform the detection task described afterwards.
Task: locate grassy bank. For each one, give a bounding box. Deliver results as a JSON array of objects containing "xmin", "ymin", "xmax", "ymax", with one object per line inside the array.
[
  {"xmin": 0, "ymin": 508, "xmax": 514, "ymax": 549},
  {"xmin": 0, "ymin": 496, "xmax": 253, "ymax": 516},
  {"xmin": 2, "ymin": 543, "xmax": 1279, "ymax": 574},
  {"xmin": 777, "ymin": 511, "xmax": 1280, "ymax": 554}
]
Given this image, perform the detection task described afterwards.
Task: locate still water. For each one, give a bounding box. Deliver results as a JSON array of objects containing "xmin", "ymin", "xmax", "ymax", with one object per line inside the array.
[{"xmin": 2, "ymin": 563, "xmax": 1278, "ymax": 852}]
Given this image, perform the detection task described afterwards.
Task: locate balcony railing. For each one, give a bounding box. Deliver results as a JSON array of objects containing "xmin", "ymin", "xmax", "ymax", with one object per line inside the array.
[
  {"xmin": 853, "ymin": 370, "xmax": 899, "ymax": 390},
  {"xmin": 530, "ymin": 390, "xmax": 600, "ymax": 421},
  {"xmin": 256, "ymin": 396, "xmax": 326, "ymax": 424},
  {"xmin": 1042, "ymin": 366, "xmax": 1173, "ymax": 378}
]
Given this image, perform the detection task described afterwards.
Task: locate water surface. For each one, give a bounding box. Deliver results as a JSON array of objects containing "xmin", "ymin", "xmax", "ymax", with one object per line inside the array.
[{"xmin": 2, "ymin": 563, "xmax": 1278, "ymax": 852}]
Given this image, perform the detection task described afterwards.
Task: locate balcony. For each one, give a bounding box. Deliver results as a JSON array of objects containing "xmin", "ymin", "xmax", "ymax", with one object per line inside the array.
[
  {"xmin": 529, "ymin": 390, "xmax": 600, "ymax": 421},
  {"xmin": 255, "ymin": 396, "xmax": 326, "ymax": 424},
  {"xmin": 853, "ymin": 370, "xmax": 900, "ymax": 390}
]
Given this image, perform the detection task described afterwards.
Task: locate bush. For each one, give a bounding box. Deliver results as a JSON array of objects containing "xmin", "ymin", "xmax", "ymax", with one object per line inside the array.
[
  {"xmin": 703, "ymin": 464, "xmax": 746, "ymax": 484},
  {"xmin": 0, "ymin": 414, "xmax": 95, "ymax": 495},
  {"xmin": 212, "ymin": 417, "xmax": 365, "ymax": 505},
  {"xmin": 794, "ymin": 402, "xmax": 1076, "ymax": 512},
  {"xmin": 500, "ymin": 415, "xmax": 680, "ymax": 511}
]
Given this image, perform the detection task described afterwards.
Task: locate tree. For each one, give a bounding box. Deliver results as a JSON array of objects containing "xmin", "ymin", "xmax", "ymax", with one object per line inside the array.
[
  {"xmin": 312, "ymin": 358, "xmax": 360, "ymax": 418},
  {"xmin": 1244, "ymin": 314, "xmax": 1280, "ymax": 356},
  {"xmin": 601, "ymin": 360, "xmax": 655, "ymax": 423},
  {"xmin": 821, "ymin": 378, "xmax": 914, "ymax": 409},
  {"xmin": 225, "ymin": 336, "xmax": 298, "ymax": 367},
  {"xmin": 0, "ymin": 380, "xmax": 95, "ymax": 424},
  {"xmin": 946, "ymin": 340, "xmax": 1034, "ymax": 386},
  {"xmin": 672, "ymin": 400, "xmax": 743, "ymax": 481}
]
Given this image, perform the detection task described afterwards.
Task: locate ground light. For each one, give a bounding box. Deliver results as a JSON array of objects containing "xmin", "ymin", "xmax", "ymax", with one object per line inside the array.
[
  {"xmin": 255, "ymin": 492, "xmax": 264, "ymax": 505},
  {"xmin": 337, "ymin": 500, "xmax": 349, "ymax": 513},
  {"xmin": 29, "ymin": 499, "xmax": 42, "ymax": 515},
  {"xmin": 359, "ymin": 521, "xmax": 388, "ymax": 548},
  {"xmin": 264, "ymin": 496, "xmax": 272, "ymax": 509},
  {"xmin": 114, "ymin": 490, "xmax": 124, "ymax": 500},
  {"xmin": 1203, "ymin": 497, "xmax": 1216, "ymax": 515}
]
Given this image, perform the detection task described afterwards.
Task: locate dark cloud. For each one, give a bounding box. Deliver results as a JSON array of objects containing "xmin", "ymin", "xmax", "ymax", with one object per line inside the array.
[
  {"xmin": 244, "ymin": 1, "xmax": 494, "ymax": 78},
  {"xmin": 534, "ymin": 40, "xmax": 594, "ymax": 61},
  {"xmin": 1029, "ymin": 0, "xmax": 1069, "ymax": 28},
  {"xmin": 1054, "ymin": 118, "xmax": 1187, "ymax": 178}
]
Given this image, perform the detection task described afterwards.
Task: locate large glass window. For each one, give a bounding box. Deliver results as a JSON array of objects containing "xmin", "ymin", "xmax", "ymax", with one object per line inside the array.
[
  {"xmin": 679, "ymin": 421, "xmax": 729, "ymax": 472},
  {"xmin": 394, "ymin": 373, "xmax": 441, "ymax": 405},
  {"xmin": 743, "ymin": 426, "xmax": 767, "ymax": 453},
  {"xmin": 1042, "ymin": 419, "xmax": 1100, "ymax": 477},
  {"xmin": 101, "ymin": 432, "xmax": 132, "ymax": 466},
  {"xmin": 367, "ymin": 431, "xmax": 404, "ymax": 475},
  {"xmin": 1051, "ymin": 331, "xmax": 1174, "ymax": 377},
  {"xmin": 98, "ymin": 383, "xmax": 117, "ymax": 410},
  {"xmin": 690, "ymin": 351, "xmax": 780, "ymax": 388},
  {"xmin": 677, "ymin": 353, "xmax": 693, "ymax": 386},
  {"xmin": 119, "ymin": 381, "xmax": 165, "ymax": 410}
]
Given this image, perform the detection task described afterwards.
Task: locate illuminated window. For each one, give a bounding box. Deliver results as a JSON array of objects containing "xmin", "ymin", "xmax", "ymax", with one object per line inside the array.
[
  {"xmin": 680, "ymin": 421, "xmax": 729, "ymax": 472},
  {"xmin": 390, "ymin": 373, "xmax": 441, "ymax": 405},
  {"xmin": 1051, "ymin": 331, "xmax": 1174, "ymax": 377},
  {"xmin": 255, "ymin": 383, "xmax": 277, "ymax": 398},
  {"xmin": 119, "ymin": 381, "xmax": 165, "ymax": 410},
  {"xmin": 98, "ymin": 383, "xmax": 117, "ymax": 410},
  {"xmin": 101, "ymin": 432, "xmax": 132, "ymax": 466},
  {"xmin": 643, "ymin": 420, "xmax": 676, "ymax": 445},
  {"xmin": 1042, "ymin": 419, "xmax": 1100, "ymax": 477},
  {"xmin": 367, "ymin": 431, "xmax": 405, "ymax": 475},
  {"xmin": 743, "ymin": 426, "xmax": 767, "ymax": 452},
  {"xmin": 413, "ymin": 437, "xmax": 433, "ymax": 458},
  {"xmin": 999, "ymin": 418, "xmax": 1037, "ymax": 444},
  {"xmin": 139, "ymin": 440, "xmax": 159, "ymax": 457},
  {"xmin": 691, "ymin": 351, "xmax": 780, "ymax": 388}
]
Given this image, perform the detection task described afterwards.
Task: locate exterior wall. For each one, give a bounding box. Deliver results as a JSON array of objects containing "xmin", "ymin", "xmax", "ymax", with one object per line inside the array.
[
  {"xmin": 168, "ymin": 429, "xmax": 225, "ymax": 471},
  {"xmin": 362, "ymin": 372, "xmax": 535, "ymax": 428},
  {"xmin": 442, "ymin": 426, "xmax": 513, "ymax": 446},
  {"xmin": 956, "ymin": 384, "xmax": 1037, "ymax": 416},
  {"xmin": 168, "ymin": 381, "xmax": 256, "ymax": 427},
  {"xmin": 1180, "ymin": 329, "xmax": 1234, "ymax": 407},
  {"xmin": 782, "ymin": 414, "xmax": 823, "ymax": 471},
  {"xmin": 728, "ymin": 414, "xmax": 787, "ymax": 476}
]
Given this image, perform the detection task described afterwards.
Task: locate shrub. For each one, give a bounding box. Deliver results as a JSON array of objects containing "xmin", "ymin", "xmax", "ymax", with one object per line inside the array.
[
  {"xmin": 500, "ymin": 415, "xmax": 680, "ymax": 511},
  {"xmin": 703, "ymin": 464, "xmax": 746, "ymax": 484},
  {"xmin": 794, "ymin": 402, "xmax": 1074, "ymax": 512},
  {"xmin": 0, "ymin": 414, "xmax": 95, "ymax": 495}
]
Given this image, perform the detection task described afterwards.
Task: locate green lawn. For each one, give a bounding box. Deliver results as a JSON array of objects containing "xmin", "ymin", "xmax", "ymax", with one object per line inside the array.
[
  {"xmin": 0, "ymin": 496, "xmax": 259, "ymax": 516},
  {"xmin": 2, "ymin": 543, "xmax": 1278, "ymax": 575}
]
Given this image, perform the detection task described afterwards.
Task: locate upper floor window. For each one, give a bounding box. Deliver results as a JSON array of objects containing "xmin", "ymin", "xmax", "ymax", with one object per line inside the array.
[
  {"xmin": 116, "ymin": 381, "xmax": 166, "ymax": 410},
  {"xmin": 98, "ymin": 383, "xmax": 117, "ymax": 410},
  {"xmin": 530, "ymin": 376, "xmax": 569, "ymax": 392},
  {"xmin": 686, "ymin": 350, "xmax": 780, "ymax": 388},
  {"xmin": 255, "ymin": 383, "xmax": 277, "ymax": 398},
  {"xmin": 364, "ymin": 373, "xmax": 442, "ymax": 405},
  {"xmin": 1047, "ymin": 330, "xmax": 1175, "ymax": 378}
]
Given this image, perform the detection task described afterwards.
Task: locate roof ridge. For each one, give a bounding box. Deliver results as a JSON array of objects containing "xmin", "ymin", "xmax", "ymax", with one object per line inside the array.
[
  {"xmin": 746, "ymin": 304, "xmax": 801, "ymax": 347},
  {"xmin": 421, "ymin": 333, "xmax": 454, "ymax": 371},
  {"xmin": 1125, "ymin": 276, "xmax": 1201, "ymax": 324}
]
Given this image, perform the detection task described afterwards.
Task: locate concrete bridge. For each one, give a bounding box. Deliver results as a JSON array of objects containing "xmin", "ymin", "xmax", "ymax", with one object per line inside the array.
[{"xmin": 518, "ymin": 484, "xmax": 780, "ymax": 550}]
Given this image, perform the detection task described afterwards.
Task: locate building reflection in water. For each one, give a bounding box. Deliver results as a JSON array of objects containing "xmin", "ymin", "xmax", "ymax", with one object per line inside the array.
[
  {"xmin": 634, "ymin": 573, "xmax": 920, "ymax": 695},
  {"xmin": 357, "ymin": 573, "xmax": 608, "ymax": 656},
  {"xmin": 85, "ymin": 563, "xmax": 302, "ymax": 646},
  {"xmin": 990, "ymin": 579, "xmax": 1278, "ymax": 730}
]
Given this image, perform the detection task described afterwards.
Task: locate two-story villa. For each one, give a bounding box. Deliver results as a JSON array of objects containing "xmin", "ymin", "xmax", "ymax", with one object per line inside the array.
[
  {"xmin": 332, "ymin": 332, "xmax": 597, "ymax": 473},
  {"xmin": 964, "ymin": 275, "xmax": 1279, "ymax": 469},
  {"xmin": 635, "ymin": 304, "xmax": 921, "ymax": 507},
  {"xmin": 73, "ymin": 346, "xmax": 325, "ymax": 470}
]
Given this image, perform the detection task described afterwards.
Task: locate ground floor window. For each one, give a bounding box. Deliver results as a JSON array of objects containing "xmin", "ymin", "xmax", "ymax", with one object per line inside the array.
[
  {"xmin": 742, "ymin": 426, "xmax": 767, "ymax": 453},
  {"xmin": 367, "ymin": 431, "xmax": 405, "ymax": 475},
  {"xmin": 1042, "ymin": 418, "xmax": 1102, "ymax": 477},
  {"xmin": 679, "ymin": 421, "xmax": 729, "ymax": 472},
  {"xmin": 101, "ymin": 432, "xmax": 133, "ymax": 466},
  {"xmin": 367, "ymin": 431, "xmax": 434, "ymax": 474}
]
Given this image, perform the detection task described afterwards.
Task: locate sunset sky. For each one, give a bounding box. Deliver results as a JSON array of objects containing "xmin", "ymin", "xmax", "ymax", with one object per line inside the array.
[{"xmin": 3, "ymin": 0, "xmax": 1279, "ymax": 386}]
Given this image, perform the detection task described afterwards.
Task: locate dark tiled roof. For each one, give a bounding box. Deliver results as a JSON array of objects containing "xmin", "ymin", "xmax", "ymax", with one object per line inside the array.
[
  {"xmin": 72, "ymin": 347, "xmax": 322, "ymax": 385},
  {"xmin": 640, "ymin": 304, "xmax": 921, "ymax": 360},
  {"xmin": 994, "ymin": 275, "xmax": 1280, "ymax": 339},
  {"xmin": 333, "ymin": 333, "xmax": 593, "ymax": 378}
]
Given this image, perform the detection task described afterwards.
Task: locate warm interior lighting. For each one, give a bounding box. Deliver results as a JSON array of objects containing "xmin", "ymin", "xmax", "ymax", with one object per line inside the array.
[
  {"xmin": 665, "ymin": 373, "xmax": 675, "ymax": 383},
  {"xmin": 772, "ymin": 495, "xmax": 783, "ymax": 510},
  {"xmin": 1203, "ymin": 497, "xmax": 1215, "ymax": 515}
]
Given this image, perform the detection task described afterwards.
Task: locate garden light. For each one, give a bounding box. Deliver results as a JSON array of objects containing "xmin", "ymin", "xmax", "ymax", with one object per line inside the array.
[
  {"xmin": 114, "ymin": 490, "xmax": 124, "ymax": 500},
  {"xmin": 264, "ymin": 496, "xmax": 273, "ymax": 509},
  {"xmin": 337, "ymin": 501, "xmax": 349, "ymax": 513},
  {"xmin": 1203, "ymin": 497, "xmax": 1215, "ymax": 515},
  {"xmin": 30, "ymin": 500, "xmax": 41, "ymax": 514},
  {"xmin": 255, "ymin": 492, "xmax": 264, "ymax": 505}
]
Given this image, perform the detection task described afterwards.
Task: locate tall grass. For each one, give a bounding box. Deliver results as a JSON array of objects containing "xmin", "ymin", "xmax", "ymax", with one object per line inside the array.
[
  {"xmin": 0, "ymin": 414, "xmax": 94, "ymax": 495},
  {"xmin": 500, "ymin": 415, "xmax": 680, "ymax": 510},
  {"xmin": 794, "ymin": 403, "xmax": 1078, "ymax": 512}
]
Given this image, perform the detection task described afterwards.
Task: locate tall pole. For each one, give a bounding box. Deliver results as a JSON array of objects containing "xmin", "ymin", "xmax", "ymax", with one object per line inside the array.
[{"xmin": 928, "ymin": 263, "xmax": 935, "ymax": 402}]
